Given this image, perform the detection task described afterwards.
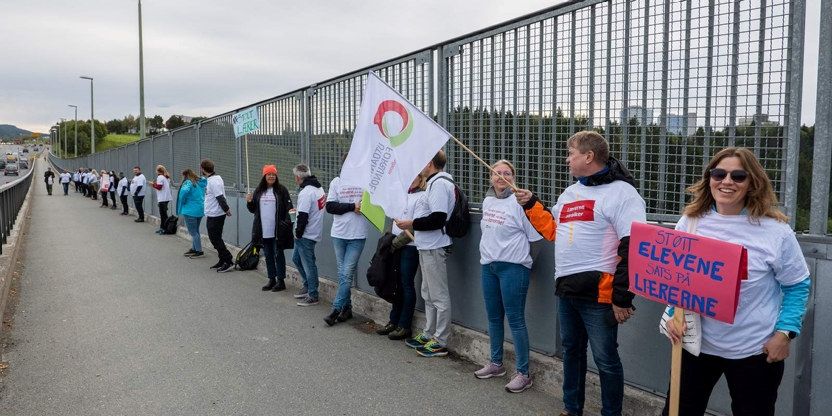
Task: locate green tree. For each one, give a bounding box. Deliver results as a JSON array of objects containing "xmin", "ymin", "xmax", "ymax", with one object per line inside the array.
[{"xmin": 165, "ymin": 115, "xmax": 185, "ymax": 130}]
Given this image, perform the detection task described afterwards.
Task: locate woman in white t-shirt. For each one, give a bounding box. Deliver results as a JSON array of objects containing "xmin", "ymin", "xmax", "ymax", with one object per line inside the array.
[
  {"xmin": 151, "ymin": 165, "xmax": 173, "ymax": 235},
  {"xmin": 473, "ymin": 160, "xmax": 541, "ymax": 394},
  {"xmin": 663, "ymin": 147, "xmax": 810, "ymax": 416},
  {"xmin": 99, "ymin": 168, "xmax": 111, "ymax": 207}
]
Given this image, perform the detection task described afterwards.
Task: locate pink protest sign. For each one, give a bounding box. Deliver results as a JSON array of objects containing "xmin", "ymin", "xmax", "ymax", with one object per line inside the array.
[{"xmin": 628, "ymin": 222, "xmax": 748, "ymax": 324}]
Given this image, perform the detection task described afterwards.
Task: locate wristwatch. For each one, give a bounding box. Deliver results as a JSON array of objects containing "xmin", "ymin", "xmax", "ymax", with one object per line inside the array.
[{"xmin": 777, "ymin": 329, "xmax": 797, "ymax": 340}]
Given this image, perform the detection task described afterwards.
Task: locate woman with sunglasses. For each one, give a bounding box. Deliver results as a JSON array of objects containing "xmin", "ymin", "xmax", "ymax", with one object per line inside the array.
[
  {"xmin": 473, "ymin": 159, "xmax": 542, "ymax": 393},
  {"xmin": 662, "ymin": 147, "xmax": 810, "ymax": 416},
  {"xmin": 246, "ymin": 165, "xmax": 294, "ymax": 292}
]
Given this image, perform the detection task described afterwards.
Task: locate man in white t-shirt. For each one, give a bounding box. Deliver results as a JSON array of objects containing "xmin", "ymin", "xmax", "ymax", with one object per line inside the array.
[
  {"xmin": 130, "ymin": 166, "xmax": 147, "ymax": 222},
  {"xmin": 395, "ymin": 150, "xmax": 456, "ymax": 358},
  {"xmin": 322, "ymin": 171, "xmax": 368, "ymax": 326},
  {"xmin": 201, "ymin": 159, "xmax": 234, "ymax": 273},
  {"xmin": 516, "ymin": 131, "xmax": 646, "ymax": 416},
  {"xmin": 150, "ymin": 167, "xmax": 173, "ymax": 235},
  {"xmin": 59, "ymin": 170, "xmax": 71, "ymax": 196},
  {"xmin": 292, "ymin": 164, "xmax": 326, "ymax": 307}
]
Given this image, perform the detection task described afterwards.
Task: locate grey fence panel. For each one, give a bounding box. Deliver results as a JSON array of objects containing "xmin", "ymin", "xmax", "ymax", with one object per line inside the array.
[
  {"xmin": 172, "ymin": 126, "xmax": 198, "ymax": 185},
  {"xmin": 199, "ymin": 116, "xmax": 237, "ymax": 188},
  {"xmin": 153, "ymin": 133, "xmax": 172, "ymax": 178},
  {"xmin": 138, "ymin": 140, "xmax": 153, "ymax": 215}
]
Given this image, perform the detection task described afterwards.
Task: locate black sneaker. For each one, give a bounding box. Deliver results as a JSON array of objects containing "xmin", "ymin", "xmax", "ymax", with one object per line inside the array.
[
  {"xmin": 388, "ymin": 327, "xmax": 412, "ymax": 340},
  {"xmin": 376, "ymin": 322, "xmax": 397, "ymax": 335},
  {"xmin": 134, "ymin": 218, "xmax": 144, "ymax": 223},
  {"xmin": 189, "ymin": 251, "xmax": 205, "ymax": 258},
  {"xmin": 216, "ymin": 262, "xmax": 234, "ymax": 273},
  {"xmin": 262, "ymin": 279, "xmax": 277, "ymax": 291},
  {"xmin": 323, "ymin": 310, "xmax": 340, "ymax": 326},
  {"xmin": 337, "ymin": 306, "xmax": 353, "ymax": 322},
  {"xmin": 210, "ymin": 261, "xmax": 223, "ymax": 269},
  {"xmin": 271, "ymin": 280, "xmax": 286, "ymax": 292},
  {"xmin": 293, "ymin": 289, "xmax": 309, "ymax": 299},
  {"xmin": 184, "ymin": 249, "xmax": 197, "ymax": 257}
]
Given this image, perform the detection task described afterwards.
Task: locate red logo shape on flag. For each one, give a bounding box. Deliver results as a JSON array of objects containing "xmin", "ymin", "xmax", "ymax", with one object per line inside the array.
[
  {"xmin": 559, "ymin": 200, "xmax": 596, "ymax": 223},
  {"xmin": 373, "ymin": 100, "xmax": 413, "ymax": 147}
]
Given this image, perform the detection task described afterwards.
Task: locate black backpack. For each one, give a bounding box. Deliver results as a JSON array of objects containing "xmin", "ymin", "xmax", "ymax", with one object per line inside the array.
[
  {"xmin": 235, "ymin": 241, "xmax": 261, "ymax": 271},
  {"xmin": 163, "ymin": 215, "xmax": 179, "ymax": 235},
  {"xmin": 430, "ymin": 176, "xmax": 470, "ymax": 238}
]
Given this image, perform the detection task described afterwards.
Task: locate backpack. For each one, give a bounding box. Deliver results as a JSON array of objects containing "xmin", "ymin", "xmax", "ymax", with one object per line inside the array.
[
  {"xmin": 163, "ymin": 215, "xmax": 179, "ymax": 235},
  {"xmin": 429, "ymin": 175, "xmax": 470, "ymax": 238},
  {"xmin": 235, "ymin": 241, "xmax": 261, "ymax": 271}
]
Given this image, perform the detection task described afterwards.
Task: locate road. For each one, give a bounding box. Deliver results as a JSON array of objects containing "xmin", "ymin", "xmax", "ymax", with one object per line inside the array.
[
  {"xmin": 0, "ymin": 143, "xmax": 34, "ymax": 186},
  {"xmin": 0, "ymin": 160, "xmax": 555, "ymax": 415}
]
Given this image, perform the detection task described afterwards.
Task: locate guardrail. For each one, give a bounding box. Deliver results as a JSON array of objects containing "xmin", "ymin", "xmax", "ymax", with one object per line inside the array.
[{"xmin": 0, "ymin": 156, "xmax": 37, "ymax": 255}]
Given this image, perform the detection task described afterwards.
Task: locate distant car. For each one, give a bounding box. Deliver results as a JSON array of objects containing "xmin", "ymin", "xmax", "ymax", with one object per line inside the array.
[
  {"xmin": 22, "ymin": 148, "xmax": 28, "ymax": 154},
  {"xmin": 4, "ymin": 163, "xmax": 18, "ymax": 176},
  {"xmin": 19, "ymin": 160, "xmax": 28, "ymax": 169}
]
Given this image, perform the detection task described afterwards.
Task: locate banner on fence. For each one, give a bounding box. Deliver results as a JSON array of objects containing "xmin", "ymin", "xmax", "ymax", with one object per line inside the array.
[{"xmin": 628, "ymin": 222, "xmax": 747, "ymax": 324}]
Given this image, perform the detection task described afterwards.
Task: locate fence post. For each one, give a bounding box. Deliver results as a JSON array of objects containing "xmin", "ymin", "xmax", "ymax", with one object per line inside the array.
[
  {"xmin": 784, "ymin": 0, "xmax": 806, "ymax": 228},
  {"xmin": 810, "ymin": 0, "xmax": 832, "ymax": 235}
]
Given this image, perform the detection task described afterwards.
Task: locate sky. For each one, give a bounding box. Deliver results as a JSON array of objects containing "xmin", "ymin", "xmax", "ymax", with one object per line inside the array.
[{"xmin": 0, "ymin": 0, "xmax": 822, "ymax": 134}]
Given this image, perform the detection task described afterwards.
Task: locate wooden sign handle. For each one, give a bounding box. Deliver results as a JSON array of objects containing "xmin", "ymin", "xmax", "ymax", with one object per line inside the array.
[{"xmin": 669, "ymin": 307, "xmax": 686, "ymax": 416}]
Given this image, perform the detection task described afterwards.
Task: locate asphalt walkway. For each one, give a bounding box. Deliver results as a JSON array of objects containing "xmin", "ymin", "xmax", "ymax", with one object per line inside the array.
[{"xmin": 0, "ymin": 161, "xmax": 554, "ymax": 415}]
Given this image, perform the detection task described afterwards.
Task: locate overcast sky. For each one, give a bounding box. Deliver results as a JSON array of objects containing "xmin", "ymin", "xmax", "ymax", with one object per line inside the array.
[{"xmin": 0, "ymin": 0, "xmax": 821, "ymax": 133}]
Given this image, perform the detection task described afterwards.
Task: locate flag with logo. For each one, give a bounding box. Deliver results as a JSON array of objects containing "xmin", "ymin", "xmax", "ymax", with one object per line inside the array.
[{"xmin": 339, "ymin": 71, "xmax": 451, "ymax": 219}]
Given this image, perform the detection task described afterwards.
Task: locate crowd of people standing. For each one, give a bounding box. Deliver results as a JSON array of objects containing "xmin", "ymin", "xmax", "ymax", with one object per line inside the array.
[{"xmin": 45, "ymin": 129, "xmax": 811, "ymax": 415}]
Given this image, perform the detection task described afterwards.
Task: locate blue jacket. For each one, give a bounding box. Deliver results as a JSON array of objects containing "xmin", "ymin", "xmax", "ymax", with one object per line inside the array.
[{"xmin": 177, "ymin": 177, "xmax": 206, "ymax": 218}]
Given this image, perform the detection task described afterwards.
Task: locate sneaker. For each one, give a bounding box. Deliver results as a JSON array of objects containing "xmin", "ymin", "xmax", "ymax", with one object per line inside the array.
[
  {"xmin": 323, "ymin": 310, "xmax": 340, "ymax": 326},
  {"xmin": 387, "ymin": 327, "xmax": 412, "ymax": 341},
  {"xmin": 189, "ymin": 251, "xmax": 205, "ymax": 258},
  {"xmin": 474, "ymin": 362, "xmax": 506, "ymax": 379},
  {"xmin": 416, "ymin": 340, "xmax": 448, "ymax": 357},
  {"xmin": 404, "ymin": 332, "xmax": 431, "ymax": 349},
  {"xmin": 184, "ymin": 249, "xmax": 197, "ymax": 257},
  {"xmin": 210, "ymin": 261, "xmax": 223, "ymax": 269},
  {"xmin": 271, "ymin": 280, "xmax": 286, "ymax": 292},
  {"xmin": 336, "ymin": 306, "xmax": 353, "ymax": 322},
  {"xmin": 505, "ymin": 373, "xmax": 533, "ymax": 393},
  {"xmin": 293, "ymin": 289, "xmax": 309, "ymax": 299},
  {"xmin": 134, "ymin": 218, "xmax": 144, "ymax": 223},
  {"xmin": 376, "ymin": 322, "xmax": 397, "ymax": 335},
  {"xmin": 216, "ymin": 262, "xmax": 234, "ymax": 273},
  {"xmin": 296, "ymin": 296, "xmax": 319, "ymax": 307}
]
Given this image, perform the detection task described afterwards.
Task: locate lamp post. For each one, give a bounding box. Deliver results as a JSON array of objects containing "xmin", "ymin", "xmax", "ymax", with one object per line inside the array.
[
  {"xmin": 68, "ymin": 104, "xmax": 78, "ymax": 157},
  {"xmin": 60, "ymin": 118, "xmax": 66, "ymax": 158},
  {"xmin": 80, "ymin": 76, "xmax": 94, "ymax": 153},
  {"xmin": 138, "ymin": 0, "xmax": 146, "ymax": 142}
]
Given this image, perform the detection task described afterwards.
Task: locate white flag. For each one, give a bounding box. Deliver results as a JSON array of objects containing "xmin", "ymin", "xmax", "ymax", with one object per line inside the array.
[{"xmin": 339, "ymin": 71, "xmax": 450, "ymax": 218}]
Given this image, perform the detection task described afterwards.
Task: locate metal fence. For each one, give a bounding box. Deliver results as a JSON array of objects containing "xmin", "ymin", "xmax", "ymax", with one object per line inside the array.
[{"xmin": 49, "ymin": 0, "xmax": 832, "ymax": 414}]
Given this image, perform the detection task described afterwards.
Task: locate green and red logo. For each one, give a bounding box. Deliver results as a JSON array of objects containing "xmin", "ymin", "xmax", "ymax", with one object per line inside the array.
[{"xmin": 373, "ymin": 100, "xmax": 413, "ymax": 147}]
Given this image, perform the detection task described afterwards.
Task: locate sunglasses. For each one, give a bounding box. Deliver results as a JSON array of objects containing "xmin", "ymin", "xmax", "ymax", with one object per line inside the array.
[{"xmin": 709, "ymin": 168, "xmax": 748, "ymax": 183}]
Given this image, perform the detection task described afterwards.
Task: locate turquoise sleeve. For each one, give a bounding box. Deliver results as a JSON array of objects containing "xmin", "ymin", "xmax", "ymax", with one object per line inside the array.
[{"xmin": 776, "ymin": 277, "xmax": 811, "ymax": 334}]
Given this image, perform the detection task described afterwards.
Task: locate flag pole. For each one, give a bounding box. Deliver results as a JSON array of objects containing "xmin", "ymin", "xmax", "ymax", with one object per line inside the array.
[
  {"xmin": 450, "ymin": 135, "xmax": 519, "ymax": 192},
  {"xmin": 668, "ymin": 307, "xmax": 686, "ymax": 416},
  {"xmin": 244, "ymin": 134, "xmax": 250, "ymax": 193}
]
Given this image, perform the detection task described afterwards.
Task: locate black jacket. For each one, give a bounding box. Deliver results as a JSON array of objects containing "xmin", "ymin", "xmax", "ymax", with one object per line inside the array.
[
  {"xmin": 247, "ymin": 184, "xmax": 294, "ymax": 250},
  {"xmin": 366, "ymin": 232, "xmax": 402, "ymax": 304}
]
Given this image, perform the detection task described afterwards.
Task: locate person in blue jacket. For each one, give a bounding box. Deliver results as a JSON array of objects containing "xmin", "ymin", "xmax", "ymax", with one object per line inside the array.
[{"xmin": 177, "ymin": 168, "xmax": 207, "ymax": 258}]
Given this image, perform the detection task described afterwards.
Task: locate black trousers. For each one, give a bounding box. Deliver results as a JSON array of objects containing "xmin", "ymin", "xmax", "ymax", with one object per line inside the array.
[
  {"xmin": 120, "ymin": 195, "xmax": 129, "ymax": 214},
  {"xmin": 133, "ymin": 195, "xmax": 145, "ymax": 220},
  {"xmin": 206, "ymin": 215, "xmax": 232, "ymax": 264},
  {"xmin": 662, "ymin": 350, "xmax": 784, "ymax": 416},
  {"xmin": 101, "ymin": 190, "xmax": 109, "ymax": 206},
  {"xmin": 158, "ymin": 201, "xmax": 169, "ymax": 229},
  {"xmin": 110, "ymin": 191, "xmax": 117, "ymax": 207}
]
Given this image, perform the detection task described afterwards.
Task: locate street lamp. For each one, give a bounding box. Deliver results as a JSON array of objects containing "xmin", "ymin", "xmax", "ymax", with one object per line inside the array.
[
  {"xmin": 60, "ymin": 118, "xmax": 66, "ymax": 158},
  {"xmin": 138, "ymin": 0, "xmax": 146, "ymax": 142},
  {"xmin": 68, "ymin": 104, "xmax": 78, "ymax": 157},
  {"xmin": 80, "ymin": 75, "xmax": 95, "ymax": 153}
]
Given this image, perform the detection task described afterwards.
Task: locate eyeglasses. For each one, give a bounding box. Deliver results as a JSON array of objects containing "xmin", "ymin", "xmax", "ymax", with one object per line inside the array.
[
  {"xmin": 492, "ymin": 171, "xmax": 513, "ymax": 177},
  {"xmin": 709, "ymin": 168, "xmax": 748, "ymax": 183}
]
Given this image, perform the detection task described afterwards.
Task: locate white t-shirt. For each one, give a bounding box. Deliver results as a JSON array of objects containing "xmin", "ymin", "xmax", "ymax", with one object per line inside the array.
[
  {"xmin": 676, "ymin": 212, "xmax": 809, "ymax": 359},
  {"xmin": 155, "ymin": 175, "xmax": 172, "ymax": 202},
  {"xmin": 327, "ymin": 176, "xmax": 368, "ymax": 240},
  {"xmin": 204, "ymin": 175, "xmax": 226, "ymax": 217},
  {"xmin": 259, "ymin": 189, "xmax": 277, "ymax": 239},
  {"xmin": 100, "ymin": 174, "xmax": 110, "ymax": 191},
  {"xmin": 59, "ymin": 172, "xmax": 71, "ymax": 183},
  {"xmin": 480, "ymin": 193, "xmax": 542, "ymax": 269},
  {"xmin": 117, "ymin": 177, "xmax": 129, "ymax": 196},
  {"xmin": 131, "ymin": 174, "xmax": 147, "ymax": 196},
  {"xmin": 296, "ymin": 183, "xmax": 326, "ymax": 242},
  {"xmin": 413, "ymin": 172, "xmax": 456, "ymax": 250},
  {"xmin": 73, "ymin": 172, "xmax": 80, "ymax": 181},
  {"xmin": 553, "ymin": 180, "xmax": 646, "ymax": 278},
  {"xmin": 391, "ymin": 191, "xmax": 423, "ymax": 247}
]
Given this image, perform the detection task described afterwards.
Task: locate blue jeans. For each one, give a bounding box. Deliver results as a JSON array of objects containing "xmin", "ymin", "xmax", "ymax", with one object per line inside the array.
[
  {"xmin": 261, "ymin": 237, "xmax": 286, "ymax": 281},
  {"xmin": 292, "ymin": 238, "xmax": 318, "ymax": 299},
  {"xmin": 559, "ymin": 297, "xmax": 623, "ymax": 416},
  {"xmin": 482, "ymin": 261, "xmax": 531, "ymax": 375},
  {"xmin": 389, "ymin": 245, "xmax": 419, "ymax": 329},
  {"xmin": 183, "ymin": 215, "xmax": 202, "ymax": 252},
  {"xmin": 331, "ymin": 237, "xmax": 366, "ymax": 311}
]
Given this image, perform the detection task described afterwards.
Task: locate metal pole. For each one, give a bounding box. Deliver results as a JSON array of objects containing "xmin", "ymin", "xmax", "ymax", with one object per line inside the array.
[
  {"xmin": 61, "ymin": 118, "xmax": 66, "ymax": 158},
  {"xmin": 81, "ymin": 76, "xmax": 95, "ymax": 154},
  {"xmin": 138, "ymin": 0, "xmax": 146, "ymax": 143},
  {"xmin": 810, "ymin": 0, "xmax": 832, "ymax": 235},
  {"xmin": 69, "ymin": 104, "xmax": 78, "ymax": 157}
]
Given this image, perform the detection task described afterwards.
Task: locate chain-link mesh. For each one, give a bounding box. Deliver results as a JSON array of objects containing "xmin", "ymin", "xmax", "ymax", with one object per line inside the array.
[
  {"xmin": 153, "ymin": 133, "xmax": 172, "ymax": 179},
  {"xmin": 199, "ymin": 116, "xmax": 237, "ymax": 188},
  {"xmin": 243, "ymin": 94, "xmax": 304, "ymax": 198},
  {"xmin": 172, "ymin": 126, "xmax": 198, "ymax": 185}
]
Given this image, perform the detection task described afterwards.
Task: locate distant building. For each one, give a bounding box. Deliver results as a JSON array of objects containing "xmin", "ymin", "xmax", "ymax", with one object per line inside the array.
[
  {"xmin": 737, "ymin": 113, "xmax": 777, "ymax": 127},
  {"xmin": 664, "ymin": 112, "xmax": 697, "ymax": 136},
  {"xmin": 620, "ymin": 106, "xmax": 654, "ymax": 126}
]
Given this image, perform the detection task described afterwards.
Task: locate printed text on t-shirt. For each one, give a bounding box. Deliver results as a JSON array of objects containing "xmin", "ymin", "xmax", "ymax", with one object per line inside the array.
[{"xmin": 559, "ymin": 200, "xmax": 596, "ymax": 223}]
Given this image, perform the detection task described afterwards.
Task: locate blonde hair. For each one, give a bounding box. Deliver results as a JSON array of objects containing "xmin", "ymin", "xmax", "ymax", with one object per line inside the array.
[
  {"xmin": 156, "ymin": 164, "xmax": 170, "ymax": 178},
  {"xmin": 684, "ymin": 147, "xmax": 787, "ymax": 223}
]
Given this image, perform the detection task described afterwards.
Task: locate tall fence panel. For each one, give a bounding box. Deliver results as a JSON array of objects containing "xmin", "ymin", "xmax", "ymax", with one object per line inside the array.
[
  {"xmin": 244, "ymin": 92, "xmax": 305, "ymax": 194},
  {"xmin": 172, "ymin": 125, "xmax": 199, "ymax": 183}
]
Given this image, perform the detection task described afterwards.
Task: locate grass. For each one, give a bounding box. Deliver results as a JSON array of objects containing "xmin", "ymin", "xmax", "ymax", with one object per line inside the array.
[{"xmin": 98, "ymin": 134, "xmax": 140, "ymax": 151}]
